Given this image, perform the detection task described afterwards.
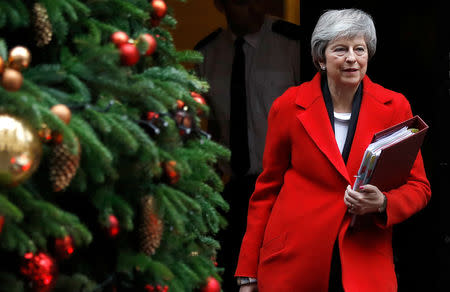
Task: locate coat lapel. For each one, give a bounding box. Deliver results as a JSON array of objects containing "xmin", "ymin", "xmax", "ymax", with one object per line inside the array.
[
  {"xmin": 294, "ymin": 74, "xmax": 395, "ymax": 186},
  {"xmin": 295, "ymin": 74, "xmax": 350, "ymax": 183},
  {"xmin": 346, "ymin": 76, "xmax": 395, "ymax": 184}
]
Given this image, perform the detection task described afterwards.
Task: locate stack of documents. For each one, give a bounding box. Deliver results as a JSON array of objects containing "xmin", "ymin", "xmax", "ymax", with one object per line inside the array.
[
  {"xmin": 349, "ymin": 115, "xmax": 428, "ymax": 226},
  {"xmin": 353, "ymin": 126, "xmax": 417, "ymax": 191}
]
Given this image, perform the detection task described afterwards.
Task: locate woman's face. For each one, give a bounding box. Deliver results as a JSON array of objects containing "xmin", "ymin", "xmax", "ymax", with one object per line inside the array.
[{"xmin": 322, "ymin": 35, "xmax": 368, "ymax": 89}]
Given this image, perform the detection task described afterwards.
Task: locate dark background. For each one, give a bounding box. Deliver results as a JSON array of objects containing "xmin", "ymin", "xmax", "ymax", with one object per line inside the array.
[{"xmin": 299, "ymin": 1, "xmax": 449, "ymax": 291}]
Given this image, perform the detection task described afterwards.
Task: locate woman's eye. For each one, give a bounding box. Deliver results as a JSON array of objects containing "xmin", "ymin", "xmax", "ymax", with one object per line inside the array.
[
  {"xmin": 355, "ymin": 47, "xmax": 366, "ymax": 55},
  {"xmin": 333, "ymin": 47, "xmax": 346, "ymax": 55}
]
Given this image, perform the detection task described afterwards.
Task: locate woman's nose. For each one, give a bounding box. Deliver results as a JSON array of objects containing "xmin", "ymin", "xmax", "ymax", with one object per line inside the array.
[{"xmin": 346, "ymin": 50, "xmax": 357, "ymax": 62}]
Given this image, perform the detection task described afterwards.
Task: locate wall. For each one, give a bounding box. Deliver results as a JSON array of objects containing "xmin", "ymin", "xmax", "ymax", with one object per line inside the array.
[
  {"xmin": 169, "ymin": 1, "xmax": 227, "ymax": 51},
  {"xmin": 169, "ymin": 0, "xmax": 299, "ymax": 51}
]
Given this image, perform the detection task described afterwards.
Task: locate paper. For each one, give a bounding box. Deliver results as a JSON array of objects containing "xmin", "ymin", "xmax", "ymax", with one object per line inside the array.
[{"xmin": 352, "ymin": 126, "xmax": 416, "ymax": 191}]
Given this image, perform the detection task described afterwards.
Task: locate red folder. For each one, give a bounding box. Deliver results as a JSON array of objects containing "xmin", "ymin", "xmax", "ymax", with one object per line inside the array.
[
  {"xmin": 350, "ymin": 115, "xmax": 429, "ymax": 227},
  {"xmin": 368, "ymin": 115, "xmax": 428, "ymax": 192}
]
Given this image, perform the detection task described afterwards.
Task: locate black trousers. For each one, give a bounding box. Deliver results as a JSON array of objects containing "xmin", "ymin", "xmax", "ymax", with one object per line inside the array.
[
  {"xmin": 217, "ymin": 174, "xmax": 258, "ymax": 292},
  {"xmin": 329, "ymin": 240, "xmax": 345, "ymax": 292}
]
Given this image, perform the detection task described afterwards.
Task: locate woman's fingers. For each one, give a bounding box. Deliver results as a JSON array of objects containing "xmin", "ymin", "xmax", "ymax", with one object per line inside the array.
[{"xmin": 344, "ymin": 184, "xmax": 384, "ymax": 215}]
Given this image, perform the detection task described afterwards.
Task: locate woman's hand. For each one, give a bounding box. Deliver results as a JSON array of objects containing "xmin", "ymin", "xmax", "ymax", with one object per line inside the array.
[
  {"xmin": 344, "ymin": 184, "xmax": 385, "ymax": 215},
  {"xmin": 239, "ymin": 283, "xmax": 258, "ymax": 292}
]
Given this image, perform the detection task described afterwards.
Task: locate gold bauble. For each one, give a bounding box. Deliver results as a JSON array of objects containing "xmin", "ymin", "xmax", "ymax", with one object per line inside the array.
[
  {"xmin": 8, "ymin": 46, "xmax": 31, "ymax": 71},
  {"xmin": 1, "ymin": 68, "xmax": 23, "ymax": 92},
  {"xmin": 0, "ymin": 114, "xmax": 42, "ymax": 187},
  {"xmin": 0, "ymin": 56, "xmax": 4, "ymax": 74},
  {"xmin": 50, "ymin": 104, "xmax": 71, "ymax": 124}
]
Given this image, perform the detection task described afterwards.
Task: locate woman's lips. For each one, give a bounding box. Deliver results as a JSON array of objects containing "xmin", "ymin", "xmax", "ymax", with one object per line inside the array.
[{"xmin": 343, "ymin": 68, "xmax": 358, "ymax": 72}]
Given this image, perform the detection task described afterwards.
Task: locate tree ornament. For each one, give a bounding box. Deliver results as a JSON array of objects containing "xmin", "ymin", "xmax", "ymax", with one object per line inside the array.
[
  {"xmin": 50, "ymin": 131, "xmax": 64, "ymax": 145},
  {"xmin": 210, "ymin": 255, "xmax": 218, "ymax": 267},
  {"xmin": 20, "ymin": 252, "xmax": 57, "ymax": 292},
  {"xmin": 8, "ymin": 46, "xmax": 31, "ymax": 71},
  {"xmin": 201, "ymin": 277, "xmax": 221, "ymax": 292},
  {"xmin": 139, "ymin": 196, "xmax": 163, "ymax": 256},
  {"xmin": 176, "ymin": 99, "xmax": 185, "ymax": 110},
  {"xmin": 0, "ymin": 215, "xmax": 4, "ymax": 234},
  {"xmin": 111, "ymin": 31, "xmax": 129, "ymax": 47},
  {"xmin": 141, "ymin": 111, "xmax": 168, "ymax": 135},
  {"xmin": 0, "ymin": 114, "xmax": 42, "ymax": 187},
  {"xmin": 139, "ymin": 33, "xmax": 157, "ymax": 56},
  {"xmin": 162, "ymin": 160, "xmax": 180, "ymax": 185},
  {"xmin": 33, "ymin": 3, "xmax": 53, "ymax": 47},
  {"xmin": 146, "ymin": 111, "xmax": 160, "ymax": 121},
  {"xmin": 151, "ymin": 0, "xmax": 167, "ymax": 19},
  {"xmin": 191, "ymin": 92, "xmax": 207, "ymax": 106},
  {"xmin": 0, "ymin": 56, "xmax": 4, "ymax": 74},
  {"xmin": 1, "ymin": 68, "xmax": 23, "ymax": 91},
  {"xmin": 145, "ymin": 284, "xmax": 169, "ymax": 292},
  {"xmin": 107, "ymin": 214, "xmax": 120, "ymax": 237},
  {"xmin": 174, "ymin": 109, "xmax": 193, "ymax": 136},
  {"xmin": 119, "ymin": 43, "xmax": 140, "ymax": 66},
  {"xmin": 38, "ymin": 124, "xmax": 53, "ymax": 143},
  {"xmin": 50, "ymin": 104, "xmax": 71, "ymax": 124},
  {"xmin": 191, "ymin": 92, "xmax": 207, "ymax": 116},
  {"xmin": 54, "ymin": 235, "xmax": 74, "ymax": 259},
  {"xmin": 49, "ymin": 140, "xmax": 81, "ymax": 192}
]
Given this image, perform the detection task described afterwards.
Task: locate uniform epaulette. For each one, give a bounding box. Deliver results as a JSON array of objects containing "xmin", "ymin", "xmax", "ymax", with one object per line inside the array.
[
  {"xmin": 194, "ymin": 28, "xmax": 223, "ymax": 50},
  {"xmin": 272, "ymin": 20, "xmax": 303, "ymax": 41}
]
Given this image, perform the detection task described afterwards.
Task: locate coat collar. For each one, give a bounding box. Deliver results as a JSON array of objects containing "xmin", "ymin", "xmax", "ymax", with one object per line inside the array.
[
  {"xmin": 294, "ymin": 73, "xmax": 393, "ymax": 109},
  {"xmin": 295, "ymin": 73, "xmax": 395, "ymax": 184}
]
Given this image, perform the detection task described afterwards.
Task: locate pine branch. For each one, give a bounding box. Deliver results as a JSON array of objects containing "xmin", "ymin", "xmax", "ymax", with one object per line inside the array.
[{"xmin": 0, "ymin": 195, "xmax": 23, "ymax": 223}]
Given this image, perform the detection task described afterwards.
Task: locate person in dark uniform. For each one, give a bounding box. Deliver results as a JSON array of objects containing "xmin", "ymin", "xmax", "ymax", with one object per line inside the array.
[{"xmin": 195, "ymin": 0, "xmax": 303, "ymax": 290}]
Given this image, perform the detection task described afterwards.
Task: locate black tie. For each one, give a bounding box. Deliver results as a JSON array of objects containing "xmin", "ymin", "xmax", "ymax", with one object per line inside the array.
[{"xmin": 230, "ymin": 37, "xmax": 250, "ymax": 175}]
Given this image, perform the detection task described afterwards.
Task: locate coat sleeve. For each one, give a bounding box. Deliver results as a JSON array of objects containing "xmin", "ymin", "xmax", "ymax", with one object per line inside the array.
[
  {"xmin": 235, "ymin": 93, "xmax": 292, "ymax": 277},
  {"xmin": 378, "ymin": 95, "xmax": 431, "ymax": 228}
]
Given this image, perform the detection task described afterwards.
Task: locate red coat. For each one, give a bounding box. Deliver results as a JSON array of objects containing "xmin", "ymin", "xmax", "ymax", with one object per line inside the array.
[{"xmin": 235, "ymin": 73, "xmax": 431, "ymax": 292}]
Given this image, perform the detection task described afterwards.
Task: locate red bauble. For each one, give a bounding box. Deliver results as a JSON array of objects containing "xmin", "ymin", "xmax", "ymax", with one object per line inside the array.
[
  {"xmin": 191, "ymin": 92, "xmax": 207, "ymax": 105},
  {"xmin": 191, "ymin": 92, "xmax": 207, "ymax": 115},
  {"xmin": 145, "ymin": 284, "xmax": 168, "ymax": 292},
  {"xmin": 140, "ymin": 33, "xmax": 157, "ymax": 56},
  {"xmin": 176, "ymin": 99, "xmax": 185, "ymax": 109},
  {"xmin": 107, "ymin": 214, "xmax": 120, "ymax": 237},
  {"xmin": 20, "ymin": 252, "xmax": 56, "ymax": 292},
  {"xmin": 151, "ymin": 0, "xmax": 167, "ymax": 19},
  {"xmin": 146, "ymin": 111, "xmax": 160, "ymax": 120},
  {"xmin": 111, "ymin": 31, "xmax": 129, "ymax": 47},
  {"xmin": 201, "ymin": 277, "xmax": 221, "ymax": 292},
  {"xmin": 119, "ymin": 43, "xmax": 140, "ymax": 66},
  {"xmin": 163, "ymin": 160, "xmax": 180, "ymax": 185},
  {"xmin": 0, "ymin": 215, "xmax": 4, "ymax": 234},
  {"xmin": 54, "ymin": 235, "xmax": 74, "ymax": 259}
]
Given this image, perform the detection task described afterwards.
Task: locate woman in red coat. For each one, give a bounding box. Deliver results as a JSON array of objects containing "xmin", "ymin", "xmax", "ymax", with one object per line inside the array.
[{"xmin": 235, "ymin": 9, "xmax": 431, "ymax": 292}]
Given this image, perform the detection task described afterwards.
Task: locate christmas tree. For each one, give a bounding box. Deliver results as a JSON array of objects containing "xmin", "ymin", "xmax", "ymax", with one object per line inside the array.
[{"xmin": 0, "ymin": 1, "xmax": 229, "ymax": 291}]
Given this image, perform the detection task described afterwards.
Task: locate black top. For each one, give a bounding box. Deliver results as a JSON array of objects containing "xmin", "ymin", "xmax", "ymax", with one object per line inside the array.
[
  {"xmin": 272, "ymin": 19, "xmax": 304, "ymax": 41},
  {"xmin": 194, "ymin": 28, "xmax": 223, "ymax": 51}
]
